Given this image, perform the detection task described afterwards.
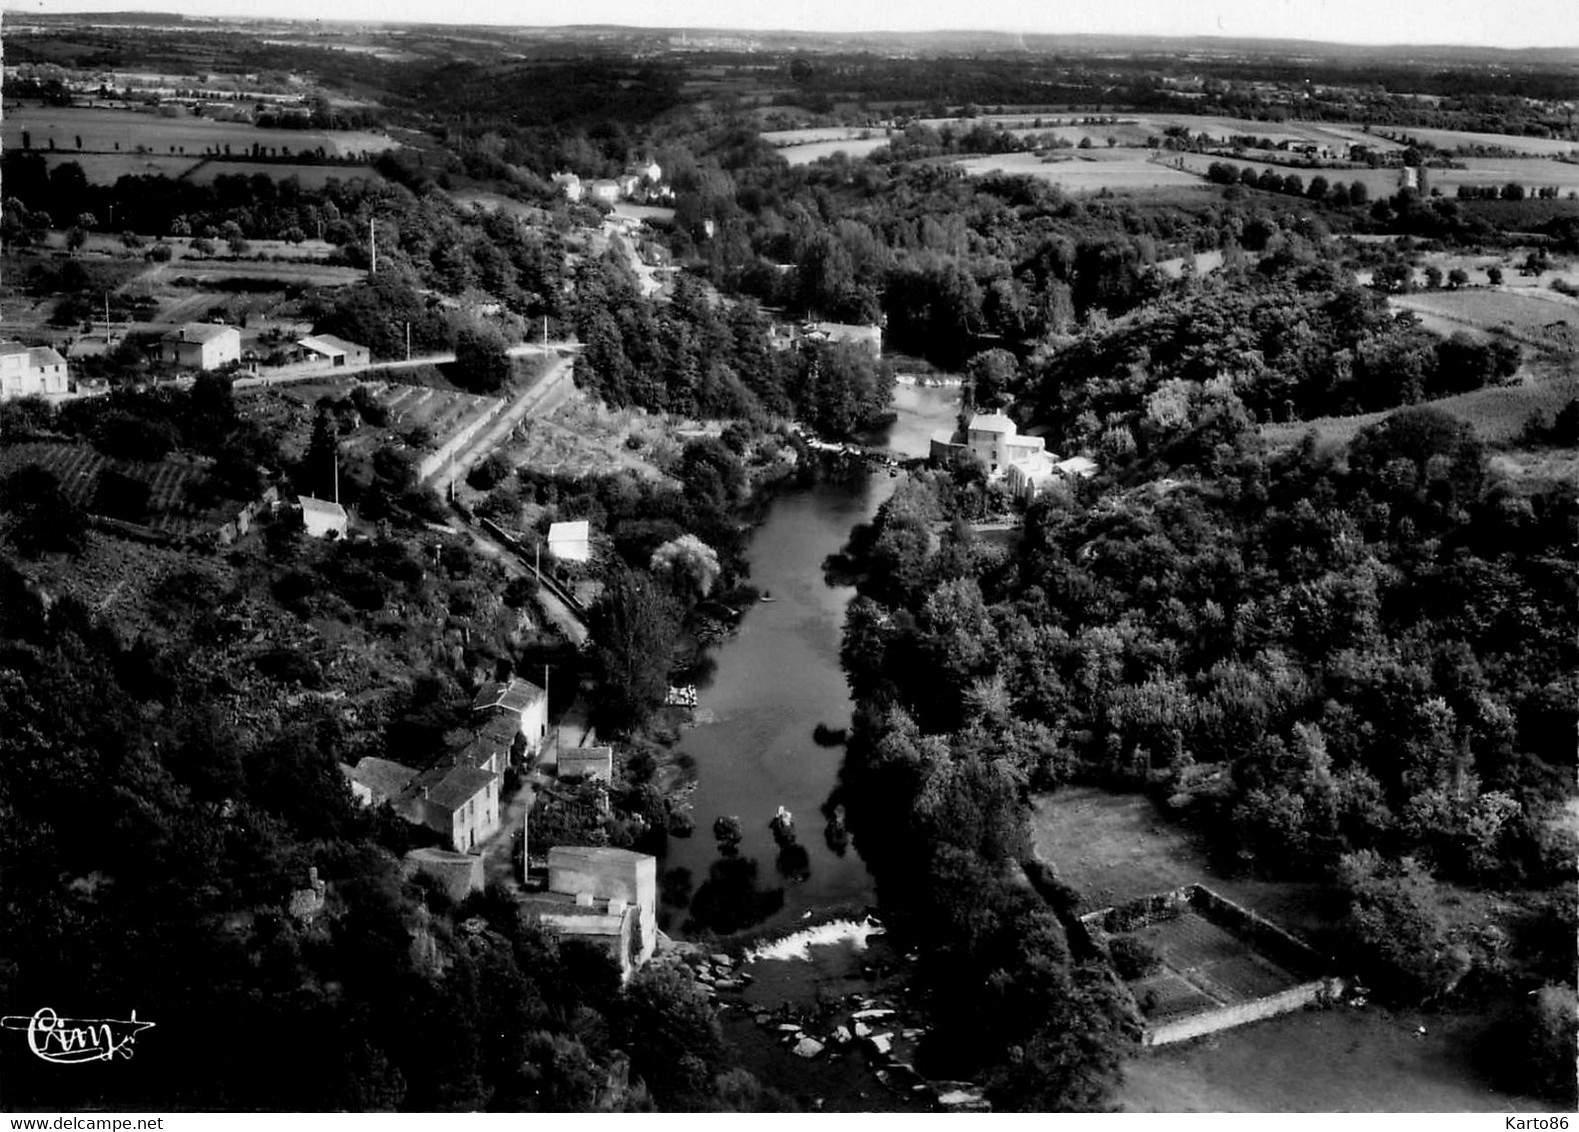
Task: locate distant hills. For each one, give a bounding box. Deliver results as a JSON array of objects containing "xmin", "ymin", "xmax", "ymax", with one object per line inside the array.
[{"xmin": 7, "ymin": 11, "xmax": 1577, "ymax": 58}]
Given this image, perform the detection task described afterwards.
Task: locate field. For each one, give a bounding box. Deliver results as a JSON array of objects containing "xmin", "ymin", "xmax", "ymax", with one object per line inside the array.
[
  {"xmin": 182, "ymin": 160, "xmax": 388, "ymax": 189},
  {"xmin": 1262, "ymin": 356, "xmax": 1579, "ymax": 451},
  {"xmin": 955, "ymin": 150, "xmax": 1206, "ymax": 193},
  {"xmin": 0, "ymin": 441, "xmax": 230, "ymax": 539},
  {"xmin": 1032, "ymin": 788, "xmax": 1550, "ymax": 1112},
  {"xmin": 767, "ymin": 136, "xmax": 894, "ymax": 166},
  {"xmin": 1378, "ymin": 126, "xmax": 1579, "ymax": 158},
  {"xmin": 1173, "ymin": 151, "xmax": 1401, "ymax": 197},
  {"xmin": 38, "ymin": 152, "xmax": 202, "ymax": 181},
  {"xmin": 1391, "ymin": 287, "xmax": 1579, "ymax": 354},
  {"xmin": 2, "ymin": 105, "xmax": 399, "ymax": 161},
  {"xmin": 1121, "ymin": 1006, "xmax": 1543, "ymax": 1112}
]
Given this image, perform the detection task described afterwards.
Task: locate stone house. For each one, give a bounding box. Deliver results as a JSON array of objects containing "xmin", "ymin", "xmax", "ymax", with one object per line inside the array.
[
  {"xmin": 161, "ymin": 323, "xmax": 241, "ymax": 370},
  {"xmin": 0, "ymin": 342, "xmax": 69, "ymax": 400},
  {"xmin": 472, "ymin": 677, "xmax": 549, "ymax": 756}
]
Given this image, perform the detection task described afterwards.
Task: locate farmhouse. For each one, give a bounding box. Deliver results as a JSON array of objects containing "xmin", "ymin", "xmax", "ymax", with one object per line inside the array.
[
  {"xmin": 547, "ymin": 519, "xmax": 591, "ymax": 564},
  {"xmin": 297, "ymin": 334, "xmax": 370, "ymax": 368},
  {"xmin": 161, "ymin": 323, "xmax": 241, "ymax": 370},
  {"xmin": 803, "ymin": 321, "xmax": 883, "ymax": 356},
  {"xmin": 343, "ymin": 756, "xmax": 418, "ymax": 807},
  {"xmin": 589, "ymin": 179, "xmax": 622, "ymax": 203},
  {"xmin": 522, "ymin": 846, "xmax": 658, "ymax": 982},
  {"xmin": 472, "ymin": 676, "xmax": 549, "ymax": 755},
  {"xmin": 552, "ymin": 172, "xmax": 584, "ymax": 201},
  {"xmin": 0, "ymin": 342, "xmax": 69, "ymax": 400},
  {"xmin": 400, "ymin": 762, "xmax": 500, "ymax": 853},
  {"xmin": 558, "ymin": 745, "xmax": 614, "ymax": 783},
  {"xmin": 298, "ymin": 495, "xmax": 348, "ymax": 539}
]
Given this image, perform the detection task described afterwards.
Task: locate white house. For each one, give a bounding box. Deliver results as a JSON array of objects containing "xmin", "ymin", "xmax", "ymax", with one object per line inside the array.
[
  {"xmin": 298, "ymin": 495, "xmax": 348, "ymax": 539},
  {"xmin": 523, "ymin": 847, "xmax": 658, "ymax": 982},
  {"xmin": 472, "ymin": 677, "xmax": 549, "ymax": 755},
  {"xmin": 552, "ymin": 172, "xmax": 584, "ymax": 202},
  {"xmin": 0, "ymin": 343, "xmax": 69, "ymax": 400},
  {"xmin": 964, "ymin": 412, "xmax": 1046, "ymax": 475},
  {"xmin": 547, "ymin": 520, "xmax": 591, "ymax": 564},
  {"xmin": 161, "ymin": 323, "xmax": 241, "ymax": 370},
  {"xmin": 402, "ymin": 762, "xmax": 500, "ymax": 853}
]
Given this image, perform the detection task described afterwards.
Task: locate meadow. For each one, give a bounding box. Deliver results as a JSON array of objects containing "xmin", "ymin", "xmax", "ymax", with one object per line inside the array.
[
  {"xmin": 3, "ymin": 105, "xmax": 399, "ymax": 161},
  {"xmin": 955, "ymin": 150, "xmax": 1206, "ymax": 192}
]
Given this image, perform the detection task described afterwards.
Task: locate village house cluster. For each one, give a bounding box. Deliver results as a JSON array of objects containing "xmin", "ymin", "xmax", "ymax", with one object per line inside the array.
[{"xmin": 338, "ymin": 675, "xmax": 656, "ymax": 980}]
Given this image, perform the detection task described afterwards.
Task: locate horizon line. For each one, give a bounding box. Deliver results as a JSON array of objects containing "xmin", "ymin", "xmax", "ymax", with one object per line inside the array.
[{"xmin": 7, "ymin": 8, "xmax": 1579, "ymax": 52}]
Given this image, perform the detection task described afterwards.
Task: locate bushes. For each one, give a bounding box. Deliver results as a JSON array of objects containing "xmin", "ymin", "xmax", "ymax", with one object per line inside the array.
[{"xmin": 1108, "ymin": 935, "xmax": 1164, "ymax": 980}]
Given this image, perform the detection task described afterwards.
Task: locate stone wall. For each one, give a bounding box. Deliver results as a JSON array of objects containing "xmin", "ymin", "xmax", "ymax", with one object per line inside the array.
[{"xmin": 1144, "ymin": 975, "xmax": 1344, "ymax": 1047}]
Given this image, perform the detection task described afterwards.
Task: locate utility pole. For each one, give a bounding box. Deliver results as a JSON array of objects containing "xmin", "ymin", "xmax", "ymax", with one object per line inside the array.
[
  {"xmin": 405, "ymin": 320, "xmax": 411, "ymax": 361},
  {"xmin": 333, "ymin": 446, "xmax": 339, "ymax": 505},
  {"xmin": 542, "ymin": 315, "xmax": 547, "ymax": 351},
  {"xmin": 104, "ymin": 292, "xmax": 111, "ymax": 344},
  {"xmin": 369, "ymin": 218, "xmax": 376, "ymax": 276}
]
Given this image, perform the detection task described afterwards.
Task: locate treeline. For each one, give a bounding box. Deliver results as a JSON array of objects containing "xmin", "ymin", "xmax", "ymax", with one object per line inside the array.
[
  {"xmin": 572, "ymin": 256, "xmax": 894, "ymax": 435},
  {"xmin": 836, "ymin": 404, "xmax": 1576, "ymax": 1093},
  {"xmin": 1019, "ymin": 257, "xmax": 1521, "ymax": 447},
  {"xmin": 0, "ymin": 564, "xmax": 790, "ymax": 1112}
]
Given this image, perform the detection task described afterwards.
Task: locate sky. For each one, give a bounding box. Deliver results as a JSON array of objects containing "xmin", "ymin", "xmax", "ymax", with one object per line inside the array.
[{"xmin": 4, "ymin": 0, "xmax": 1575, "ymax": 48}]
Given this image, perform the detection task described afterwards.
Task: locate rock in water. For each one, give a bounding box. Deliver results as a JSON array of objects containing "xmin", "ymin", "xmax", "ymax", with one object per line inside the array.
[{"xmin": 792, "ymin": 1037, "xmax": 825, "ymax": 1059}]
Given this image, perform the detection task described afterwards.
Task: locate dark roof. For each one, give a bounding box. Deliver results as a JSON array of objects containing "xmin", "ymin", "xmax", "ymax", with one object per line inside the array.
[
  {"xmin": 415, "ymin": 764, "xmax": 497, "ymax": 812},
  {"xmin": 471, "ymin": 677, "xmax": 545, "ymax": 715},
  {"xmin": 346, "ymin": 756, "xmax": 417, "ymax": 800}
]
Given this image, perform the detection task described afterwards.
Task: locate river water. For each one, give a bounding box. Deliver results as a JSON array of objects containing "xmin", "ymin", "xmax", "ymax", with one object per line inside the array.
[{"xmin": 664, "ymin": 382, "xmax": 959, "ymax": 931}]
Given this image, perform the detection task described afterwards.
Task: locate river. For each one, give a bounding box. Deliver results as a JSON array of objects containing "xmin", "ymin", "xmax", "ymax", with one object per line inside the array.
[{"xmin": 663, "ymin": 382, "xmax": 960, "ymax": 932}]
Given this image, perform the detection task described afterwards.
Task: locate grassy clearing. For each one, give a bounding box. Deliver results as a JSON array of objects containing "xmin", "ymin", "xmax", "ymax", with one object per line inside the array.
[
  {"xmin": 182, "ymin": 161, "xmax": 387, "ymax": 189},
  {"xmin": 2, "ymin": 105, "xmax": 398, "ymax": 159},
  {"xmin": 773, "ymin": 137, "xmax": 893, "ymax": 166},
  {"xmin": 1262, "ymin": 364, "xmax": 1579, "ymax": 450},
  {"xmin": 1028, "ymin": 787, "xmax": 1335, "ymax": 943},
  {"xmin": 1392, "ymin": 288, "xmax": 1579, "ymax": 354},
  {"xmin": 956, "ymin": 150, "xmax": 1206, "ymax": 192},
  {"xmin": 1121, "ymin": 1006, "xmax": 1543, "ymax": 1112}
]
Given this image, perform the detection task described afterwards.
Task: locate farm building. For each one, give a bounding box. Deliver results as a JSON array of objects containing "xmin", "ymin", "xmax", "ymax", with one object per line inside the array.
[
  {"xmin": 559, "ymin": 745, "xmax": 614, "ymax": 783},
  {"xmin": 547, "ymin": 520, "xmax": 592, "ymax": 563},
  {"xmin": 472, "ymin": 676, "xmax": 549, "ymax": 754},
  {"xmin": 297, "ymin": 334, "xmax": 370, "ymax": 368},
  {"xmin": 161, "ymin": 323, "xmax": 241, "ymax": 370},
  {"xmin": 400, "ymin": 762, "xmax": 500, "ymax": 853},
  {"xmin": 522, "ymin": 846, "xmax": 658, "ymax": 982},
  {"xmin": 0, "ymin": 342, "xmax": 69, "ymax": 400},
  {"xmin": 552, "ymin": 172, "xmax": 584, "ymax": 201},
  {"xmin": 298, "ymin": 495, "xmax": 348, "ymax": 539},
  {"xmin": 803, "ymin": 321, "xmax": 883, "ymax": 356},
  {"xmin": 342, "ymin": 756, "xmax": 418, "ymax": 808}
]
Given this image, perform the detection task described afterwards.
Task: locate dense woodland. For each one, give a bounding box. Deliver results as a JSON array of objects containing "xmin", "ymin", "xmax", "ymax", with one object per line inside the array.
[{"xmin": 2, "ymin": 22, "xmax": 1577, "ymax": 1113}]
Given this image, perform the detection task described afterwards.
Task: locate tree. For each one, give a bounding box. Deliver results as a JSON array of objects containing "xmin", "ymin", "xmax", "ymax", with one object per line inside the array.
[
  {"xmin": 589, "ymin": 569, "xmax": 679, "ymax": 735},
  {"xmin": 1349, "ymin": 181, "xmax": 1370, "ymax": 206},
  {"xmin": 649, "ymin": 534, "xmax": 720, "ymax": 602},
  {"xmin": 2, "ymin": 466, "xmax": 88, "ymax": 557},
  {"xmin": 452, "ymin": 324, "xmax": 512, "ymax": 394},
  {"xmin": 1487, "ymin": 265, "xmax": 1504, "ymax": 285},
  {"xmin": 1447, "ymin": 268, "xmax": 1469, "ymax": 289},
  {"xmin": 712, "ymin": 815, "xmax": 743, "ymax": 856}
]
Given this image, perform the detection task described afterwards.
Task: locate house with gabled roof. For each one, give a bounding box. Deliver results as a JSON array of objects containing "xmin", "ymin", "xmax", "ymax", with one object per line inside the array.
[
  {"xmin": 472, "ymin": 676, "xmax": 549, "ymax": 755},
  {"xmin": 342, "ymin": 756, "xmax": 418, "ymax": 808},
  {"xmin": 161, "ymin": 323, "xmax": 241, "ymax": 370},
  {"xmin": 401, "ymin": 762, "xmax": 500, "ymax": 853},
  {"xmin": 0, "ymin": 342, "xmax": 69, "ymax": 400}
]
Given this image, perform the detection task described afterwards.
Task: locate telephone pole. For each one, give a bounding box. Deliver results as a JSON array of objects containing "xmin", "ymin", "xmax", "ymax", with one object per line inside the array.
[{"xmin": 368, "ymin": 218, "xmax": 376, "ymax": 276}]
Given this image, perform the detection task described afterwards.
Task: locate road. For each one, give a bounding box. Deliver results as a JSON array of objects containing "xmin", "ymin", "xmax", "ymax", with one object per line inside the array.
[
  {"xmin": 463, "ymin": 519, "xmax": 589, "ymax": 647},
  {"xmin": 233, "ymin": 340, "xmax": 579, "ymax": 390}
]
